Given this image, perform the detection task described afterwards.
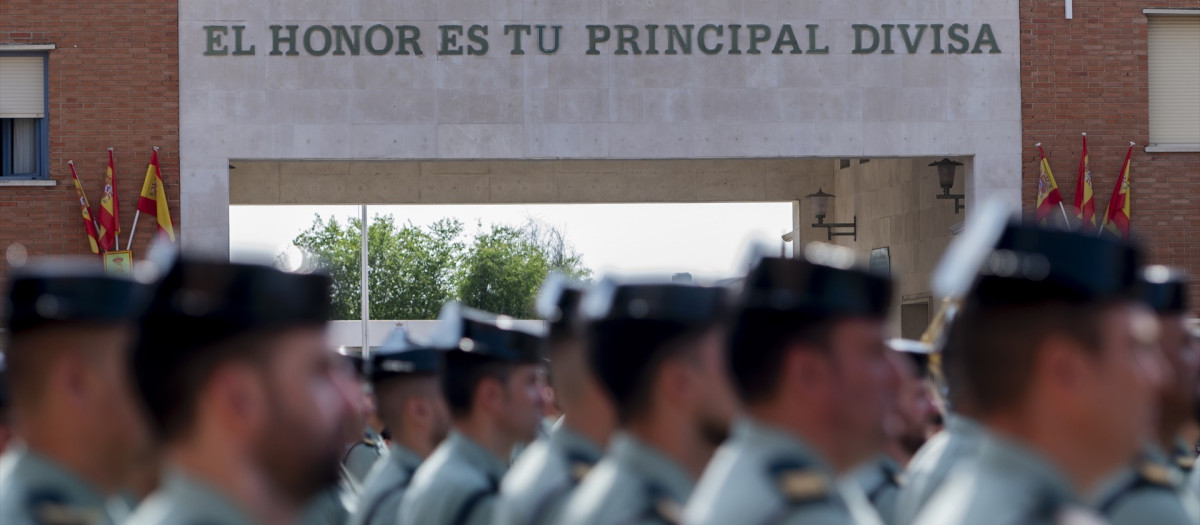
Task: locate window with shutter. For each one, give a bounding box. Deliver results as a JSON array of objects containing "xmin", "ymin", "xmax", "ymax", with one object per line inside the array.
[
  {"xmin": 1147, "ymin": 14, "xmax": 1200, "ymax": 149},
  {"xmin": 0, "ymin": 52, "xmax": 50, "ymax": 179}
]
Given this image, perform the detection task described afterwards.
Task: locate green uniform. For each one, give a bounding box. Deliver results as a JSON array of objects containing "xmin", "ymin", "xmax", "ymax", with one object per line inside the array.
[
  {"xmin": 852, "ymin": 455, "xmax": 905, "ymax": 525},
  {"xmin": 1095, "ymin": 444, "xmax": 1200, "ymax": 524},
  {"xmin": 559, "ymin": 433, "xmax": 693, "ymax": 525},
  {"xmin": 684, "ymin": 419, "xmax": 882, "ymax": 525},
  {"xmin": 348, "ymin": 444, "xmax": 423, "ymax": 525},
  {"xmin": 0, "ymin": 446, "xmax": 116, "ymax": 525},
  {"xmin": 495, "ymin": 423, "xmax": 605, "ymax": 525},
  {"xmin": 344, "ymin": 427, "xmax": 387, "ymax": 486},
  {"xmin": 296, "ymin": 465, "xmax": 361, "ymax": 525},
  {"xmin": 1189, "ymin": 454, "xmax": 1200, "ymax": 503},
  {"xmin": 124, "ymin": 470, "xmax": 257, "ymax": 525},
  {"xmin": 398, "ymin": 431, "xmax": 507, "ymax": 525},
  {"xmin": 911, "ymin": 429, "xmax": 1103, "ymax": 525},
  {"xmin": 892, "ymin": 415, "xmax": 984, "ymax": 525}
]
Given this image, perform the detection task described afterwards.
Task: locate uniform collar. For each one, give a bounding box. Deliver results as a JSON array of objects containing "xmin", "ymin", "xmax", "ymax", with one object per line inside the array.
[
  {"xmin": 159, "ymin": 469, "xmax": 259, "ymax": 525},
  {"xmin": 550, "ymin": 424, "xmax": 604, "ymax": 466},
  {"xmin": 9, "ymin": 446, "xmax": 111, "ymax": 521},
  {"xmin": 609, "ymin": 432, "xmax": 695, "ymax": 502},
  {"xmin": 945, "ymin": 414, "xmax": 985, "ymax": 436},
  {"xmin": 446, "ymin": 431, "xmax": 508, "ymax": 482},
  {"xmin": 976, "ymin": 429, "xmax": 1079, "ymax": 505},
  {"xmin": 736, "ymin": 418, "xmax": 837, "ymax": 479},
  {"xmin": 388, "ymin": 443, "xmax": 424, "ymax": 472}
]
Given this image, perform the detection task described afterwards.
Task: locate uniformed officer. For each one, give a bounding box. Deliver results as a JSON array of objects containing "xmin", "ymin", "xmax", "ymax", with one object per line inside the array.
[
  {"xmin": 339, "ymin": 346, "xmax": 389, "ymax": 485},
  {"xmin": 124, "ymin": 257, "xmax": 359, "ymax": 525},
  {"xmin": 684, "ymin": 245, "xmax": 894, "ymax": 525},
  {"xmin": 398, "ymin": 303, "xmax": 545, "ymax": 525},
  {"xmin": 348, "ymin": 328, "xmax": 451, "ymax": 525},
  {"xmin": 1094, "ymin": 267, "xmax": 1200, "ymax": 523},
  {"xmin": 852, "ymin": 340, "xmax": 937, "ymax": 525},
  {"xmin": 560, "ymin": 277, "xmax": 738, "ymax": 525},
  {"xmin": 0, "ymin": 260, "xmax": 152, "ymax": 525},
  {"xmin": 496, "ymin": 275, "xmax": 617, "ymax": 525},
  {"xmin": 912, "ymin": 221, "xmax": 1161, "ymax": 525},
  {"xmin": 0, "ymin": 352, "xmax": 12, "ymax": 455}
]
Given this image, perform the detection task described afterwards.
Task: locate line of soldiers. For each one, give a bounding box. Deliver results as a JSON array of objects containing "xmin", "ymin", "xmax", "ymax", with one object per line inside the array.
[{"xmin": 1, "ymin": 210, "xmax": 1198, "ymax": 525}]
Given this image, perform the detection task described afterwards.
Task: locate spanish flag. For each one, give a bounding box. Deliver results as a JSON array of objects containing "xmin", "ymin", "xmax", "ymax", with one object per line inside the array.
[
  {"xmin": 1101, "ymin": 143, "xmax": 1134, "ymax": 239},
  {"xmin": 68, "ymin": 161, "xmax": 102, "ymax": 255},
  {"xmin": 97, "ymin": 149, "xmax": 120, "ymax": 252},
  {"xmin": 137, "ymin": 148, "xmax": 175, "ymax": 242},
  {"xmin": 1073, "ymin": 134, "xmax": 1096, "ymax": 230},
  {"xmin": 1035, "ymin": 144, "xmax": 1064, "ymax": 225}
]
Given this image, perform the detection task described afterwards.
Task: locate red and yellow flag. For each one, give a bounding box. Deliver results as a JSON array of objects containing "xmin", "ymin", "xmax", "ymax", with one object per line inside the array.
[
  {"xmin": 1035, "ymin": 144, "xmax": 1064, "ymax": 225},
  {"xmin": 68, "ymin": 161, "xmax": 102, "ymax": 255},
  {"xmin": 137, "ymin": 148, "xmax": 175, "ymax": 241},
  {"xmin": 97, "ymin": 148, "xmax": 120, "ymax": 252},
  {"xmin": 1074, "ymin": 134, "xmax": 1096, "ymax": 230},
  {"xmin": 1101, "ymin": 143, "xmax": 1134, "ymax": 239}
]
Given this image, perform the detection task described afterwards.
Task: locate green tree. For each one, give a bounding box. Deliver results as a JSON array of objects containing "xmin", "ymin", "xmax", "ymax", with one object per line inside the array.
[{"xmin": 290, "ymin": 214, "xmax": 590, "ymax": 320}]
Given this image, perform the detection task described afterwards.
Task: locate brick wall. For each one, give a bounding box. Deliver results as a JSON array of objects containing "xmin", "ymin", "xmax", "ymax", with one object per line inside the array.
[
  {"xmin": 0, "ymin": 0, "xmax": 179, "ymax": 284},
  {"xmin": 1021, "ymin": 0, "xmax": 1200, "ymax": 310}
]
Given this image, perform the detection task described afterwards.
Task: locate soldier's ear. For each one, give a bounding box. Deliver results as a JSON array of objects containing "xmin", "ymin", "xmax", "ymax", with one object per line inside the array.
[
  {"xmin": 211, "ymin": 361, "xmax": 269, "ymax": 437},
  {"xmin": 474, "ymin": 375, "xmax": 505, "ymax": 415}
]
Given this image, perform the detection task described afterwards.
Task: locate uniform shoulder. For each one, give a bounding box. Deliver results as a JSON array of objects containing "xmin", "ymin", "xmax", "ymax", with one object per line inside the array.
[{"xmin": 560, "ymin": 459, "xmax": 646, "ymax": 525}]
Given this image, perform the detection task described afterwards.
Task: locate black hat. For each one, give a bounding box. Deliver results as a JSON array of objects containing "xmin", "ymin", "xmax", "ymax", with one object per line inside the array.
[
  {"xmin": 740, "ymin": 244, "xmax": 893, "ymax": 318},
  {"xmin": 1137, "ymin": 266, "xmax": 1188, "ymax": 315},
  {"xmin": 580, "ymin": 278, "xmax": 733, "ymax": 326},
  {"xmin": 535, "ymin": 273, "xmax": 587, "ymax": 325},
  {"xmin": 336, "ymin": 346, "xmax": 367, "ymax": 378},
  {"xmin": 5, "ymin": 260, "xmax": 151, "ymax": 335},
  {"xmin": 430, "ymin": 303, "xmax": 543, "ymax": 364},
  {"xmin": 968, "ymin": 222, "xmax": 1141, "ymax": 307},
  {"xmin": 369, "ymin": 328, "xmax": 445, "ymax": 384}
]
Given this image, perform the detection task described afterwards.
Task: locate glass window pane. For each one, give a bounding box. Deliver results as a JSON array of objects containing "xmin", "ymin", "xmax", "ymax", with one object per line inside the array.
[{"xmin": 11, "ymin": 118, "xmax": 36, "ymax": 174}]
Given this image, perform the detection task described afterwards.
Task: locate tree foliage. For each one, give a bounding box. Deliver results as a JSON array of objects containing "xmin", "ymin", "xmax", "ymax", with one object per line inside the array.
[{"xmin": 290, "ymin": 214, "xmax": 590, "ymax": 320}]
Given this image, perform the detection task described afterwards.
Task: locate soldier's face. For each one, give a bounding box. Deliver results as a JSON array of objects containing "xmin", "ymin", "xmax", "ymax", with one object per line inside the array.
[
  {"xmin": 689, "ymin": 328, "xmax": 738, "ymax": 447},
  {"xmin": 498, "ymin": 363, "xmax": 544, "ymax": 443},
  {"xmin": 1081, "ymin": 303, "xmax": 1163, "ymax": 468},
  {"xmin": 254, "ymin": 327, "xmax": 357, "ymax": 504},
  {"xmin": 885, "ymin": 353, "xmax": 935, "ymax": 456},
  {"xmin": 828, "ymin": 318, "xmax": 896, "ymax": 464},
  {"xmin": 1155, "ymin": 314, "xmax": 1199, "ymax": 428}
]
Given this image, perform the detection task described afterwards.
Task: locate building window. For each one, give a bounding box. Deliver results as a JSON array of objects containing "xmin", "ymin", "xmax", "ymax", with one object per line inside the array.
[
  {"xmin": 0, "ymin": 53, "xmax": 49, "ymax": 179},
  {"xmin": 1147, "ymin": 13, "xmax": 1200, "ymax": 148}
]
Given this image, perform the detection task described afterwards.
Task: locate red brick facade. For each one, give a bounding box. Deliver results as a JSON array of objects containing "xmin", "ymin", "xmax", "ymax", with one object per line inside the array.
[
  {"xmin": 1021, "ymin": 1, "xmax": 1200, "ymax": 310},
  {"xmin": 0, "ymin": 1, "xmax": 179, "ymax": 283}
]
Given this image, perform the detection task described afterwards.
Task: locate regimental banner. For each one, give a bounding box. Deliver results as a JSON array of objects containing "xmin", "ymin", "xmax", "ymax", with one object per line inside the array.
[{"xmin": 200, "ymin": 22, "xmax": 1003, "ymax": 58}]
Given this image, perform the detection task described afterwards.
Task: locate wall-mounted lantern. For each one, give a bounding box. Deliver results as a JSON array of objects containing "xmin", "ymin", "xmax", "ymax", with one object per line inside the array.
[
  {"xmin": 805, "ymin": 188, "xmax": 857, "ymax": 241},
  {"xmin": 930, "ymin": 158, "xmax": 965, "ymax": 214}
]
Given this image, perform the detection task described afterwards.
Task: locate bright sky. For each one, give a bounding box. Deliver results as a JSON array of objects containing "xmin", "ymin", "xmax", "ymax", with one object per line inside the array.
[{"xmin": 229, "ymin": 203, "xmax": 794, "ymax": 280}]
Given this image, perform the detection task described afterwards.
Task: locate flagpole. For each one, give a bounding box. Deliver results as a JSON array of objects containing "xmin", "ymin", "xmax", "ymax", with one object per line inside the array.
[
  {"xmin": 126, "ymin": 210, "xmax": 141, "ymax": 251},
  {"xmin": 1057, "ymin": 202, "xmax": 1071, "ymax": 228},
  {"xmin": 109, "ymin": 147, "xmax": 119, "ymax": 250}
]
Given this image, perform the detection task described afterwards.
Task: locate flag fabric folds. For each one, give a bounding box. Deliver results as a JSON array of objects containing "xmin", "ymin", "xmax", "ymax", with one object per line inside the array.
[
  {"xmin": 1035, "ymin": 145, "xmax": 1065, "ymax": 225},
  {"xmin": 1074, "ymin": 134, "xmax": 1097, "ymax": 230},
  {"xmin": 137, "ymin": 148, "xmax": 176, "ymax": 242},
  {"xmin": 97, "ymin": 149, "xmax": 120, "ymax": 252},
  {"xmin": 1101, "ymin": 144, "xmax": 1134, "ymax": 239},
  {"xmin": 68, "ymin": 161, "xmax": 102, "ymax": 255}
]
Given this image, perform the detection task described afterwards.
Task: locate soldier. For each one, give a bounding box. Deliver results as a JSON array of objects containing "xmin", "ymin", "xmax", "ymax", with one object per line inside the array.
[
  {"xmin": 559, "ymin": 277, "xmax": 738, "ymax": 525},
  {"xmin": 0, "ymin": 352, "xmax": 11, "ymax": 455},
  {"xmin": 852, "ymin": 340, "xmax": 938, "ymax": 525},
  {"xmin": 398, "ymin": 304, "xmax": 544, "ymax": 525},
  {"xmin": 496, "ymin": 276, "xmax": 617, "ymax": 525},
  {"xmin": 348, "ymin": 328, "xmax": 451, "ymax": 525},
  {"xmin": 0, "ymin": 261, "xmax": 152, "ymax": 525},
  {"xmin": 339, "ymin": 346, "xmax": 389, "ymax": 485},
  {"xmin": 1095, "ymin": 267, "xmax": 1200, "ymax": 523},
  {"xmin": 684, "ymin": 246, "xmax": 894, "ymax": 525},
  {"xmin": 124, "ymin": 257, "xmax": 359, "ymax": 525},
  {"xmin": 913, "ymin": 222, "xmax": 1161, "ymax": 525}
]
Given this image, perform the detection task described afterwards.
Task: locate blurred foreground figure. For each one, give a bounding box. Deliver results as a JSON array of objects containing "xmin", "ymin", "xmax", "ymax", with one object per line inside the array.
[
  {"xmin": 496, "ymin": 276, "xmax": 617, "ymax": 525},
  {"xmin": 125, "ymin": 258, "xmax": 356, "ymax": 525},
  {"xmin": 339, "ymin": 346, "xmax": 388, "ymax": 485},
  {"xmin": 0, "ymin": 353, "xmax": 12, "ymax": 455},
  {"xmin": 398, "ymin": 305, "xmax": 544, "ymax": 525},
  {"xmin": 913, "ymin": 222, "xmax": 1160, "ymax": 525},
  {"xmin": 685, "ymin": 247, "xmax": 895, "ymax": 525},
  {"xmin": 853, "ymin": 340, "xmax": 938, "ymax": 524},
  {"xmin": 1095, "ymin": 267, "xmax": 1200, "ymax": 523},
  {"xmin": 561, "ymin": 278, "xmax": 737, "ymax": 525},
  {"xmin": 0, "ymin": 261, "xmax": 152, "ymax": 525},
  {"xmin": 348, "ymin": 328, "xmax": 450, "ymax": 525}
]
